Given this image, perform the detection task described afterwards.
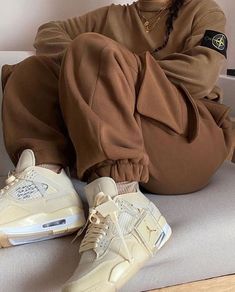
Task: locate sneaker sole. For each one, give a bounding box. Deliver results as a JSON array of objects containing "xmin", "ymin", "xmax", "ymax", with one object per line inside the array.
[{"xmin": 0, "ymin": 206, "xmax": 85, "ymax": 248}]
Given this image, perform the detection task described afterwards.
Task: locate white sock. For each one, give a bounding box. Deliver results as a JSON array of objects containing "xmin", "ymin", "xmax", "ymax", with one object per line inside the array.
[
  {"xmin": 38, "ymin": 164, "xmax": 62, "ymax": 173},
  {"xmin": 116, "ymin": 181, "xmax": 139, "ymax": 195}
]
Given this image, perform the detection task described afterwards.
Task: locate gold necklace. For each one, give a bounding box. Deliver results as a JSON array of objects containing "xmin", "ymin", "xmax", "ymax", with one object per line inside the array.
[
  {"xmin": 135, "ymin": 1, "xmax": 171, "ymax": 33},
  {"xmin": 144, "ymin": 9, "xmax": 169, "ymax": 32}
]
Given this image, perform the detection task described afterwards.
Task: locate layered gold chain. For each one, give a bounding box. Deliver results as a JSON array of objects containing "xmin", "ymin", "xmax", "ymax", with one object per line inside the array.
[{"xmin": 135, "ymin": 1, "xmax": 171, "ymax": 33}]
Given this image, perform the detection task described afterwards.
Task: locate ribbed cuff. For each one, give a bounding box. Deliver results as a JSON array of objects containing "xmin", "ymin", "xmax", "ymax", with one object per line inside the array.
[{"xmin": 82, "ymin": 158, "xmax": 149, "ymax": 183}]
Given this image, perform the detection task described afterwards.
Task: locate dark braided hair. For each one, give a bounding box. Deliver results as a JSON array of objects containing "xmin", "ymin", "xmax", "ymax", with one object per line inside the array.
[{"xmin": 152, "ymin": 0, "xmax": 185, "ymax": 54}]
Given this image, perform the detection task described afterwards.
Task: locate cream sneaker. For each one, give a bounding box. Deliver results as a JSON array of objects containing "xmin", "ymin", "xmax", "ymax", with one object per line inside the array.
[
  {"xmin": 0, "ymin": 149, "xmax": 85, "ymax": 247},
  {"xmin": 62, "ymin": 176, "xmax": 172, "ymax": 292}
]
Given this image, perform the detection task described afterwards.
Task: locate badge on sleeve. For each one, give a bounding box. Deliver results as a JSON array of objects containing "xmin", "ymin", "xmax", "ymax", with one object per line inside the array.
[{"xmin": 201, "ymin": 30, "xmax": 228, "ymax": 58}]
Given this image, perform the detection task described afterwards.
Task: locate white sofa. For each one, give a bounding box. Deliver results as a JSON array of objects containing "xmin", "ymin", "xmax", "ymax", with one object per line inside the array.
[{"xmin": 0, "ymin": 51, "xmax": 235, "ymax": 292}]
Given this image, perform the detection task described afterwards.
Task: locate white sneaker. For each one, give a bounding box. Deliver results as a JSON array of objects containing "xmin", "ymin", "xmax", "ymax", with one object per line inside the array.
[
  {"xmin": 62, "ymin": 176, "xmax": 172, "ymax": 292},
  {"xmin": 0, "ymin": 149, "xmax": 85, "ymax": 247}
]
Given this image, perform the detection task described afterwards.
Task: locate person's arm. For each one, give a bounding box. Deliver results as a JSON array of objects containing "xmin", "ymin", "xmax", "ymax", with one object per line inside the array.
[
  {"xmin": 156, "ymin": 8, "xmax": 228, "ymax": 100},
  {"xmin": 33, "ymin": 5, "xmax": 110, "ymax": 65}
]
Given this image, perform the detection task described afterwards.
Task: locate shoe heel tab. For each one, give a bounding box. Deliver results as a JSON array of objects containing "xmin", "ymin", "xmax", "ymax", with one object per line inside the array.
[
  {"xmin": 16, "ymin": 149, "xmax": 36, "ymax": 173},
  {"xmin": 84, "ymin": 177, "xmax": 118, "ymax": 207}
]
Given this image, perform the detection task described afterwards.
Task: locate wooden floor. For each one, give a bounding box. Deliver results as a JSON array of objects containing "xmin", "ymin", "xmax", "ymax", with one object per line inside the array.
[{"xmin": 151, "ymin": 274, "xmax": 235, "ymax": 292}]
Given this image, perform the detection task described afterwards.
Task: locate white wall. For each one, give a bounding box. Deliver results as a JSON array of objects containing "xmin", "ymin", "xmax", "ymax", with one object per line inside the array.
[
  {"xmin": 0, "ymin": 0, "xmax": 131, "ymax": 51},
  {"xmin": 0, "ymin": 0, "xmax": 234, "ymax": 68},
  {"xmin": 216, "ymin": 0, "xmax": 235, "ymax": 69}
]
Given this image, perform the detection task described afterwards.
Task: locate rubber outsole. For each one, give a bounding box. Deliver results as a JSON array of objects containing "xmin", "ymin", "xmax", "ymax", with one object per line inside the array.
[{"xmin": 0, "ymin": 210, "xmax": 85, "ymax": 248}]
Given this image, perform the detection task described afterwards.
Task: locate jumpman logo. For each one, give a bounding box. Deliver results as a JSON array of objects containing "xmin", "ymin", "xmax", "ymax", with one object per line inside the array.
[{"xmin": 146, "ymin": 225, "xmax": 157, "ymax": 241}]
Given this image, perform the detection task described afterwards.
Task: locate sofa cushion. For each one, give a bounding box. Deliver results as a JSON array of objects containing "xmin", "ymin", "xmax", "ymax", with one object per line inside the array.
[{"xmin": 0, "ymin": 160, "xmax": 235, "ymax": 292}]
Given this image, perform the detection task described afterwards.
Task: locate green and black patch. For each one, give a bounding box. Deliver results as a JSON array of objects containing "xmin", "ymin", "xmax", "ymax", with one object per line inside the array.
[{"xmin": 201, "ymin": 30, "xmax": 228, "ymax": 58}]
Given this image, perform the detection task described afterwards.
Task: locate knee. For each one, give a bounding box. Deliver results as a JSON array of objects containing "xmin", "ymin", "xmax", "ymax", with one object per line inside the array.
[
  {"xmin": 1, "ymin": 55, "xmax": 39, "ymax": 90},
  {"xmin": 69, "ymin": 32, "xmax": 118, "ymax": 53},
  {"xmin": 2, "ymin": 55, "xmax": 37, "ymax": 76},
  {"xmin": 67, "ymin": 32, "xmax": 139, "ymax": 72},
  {"xmin": 2, "ymin": 55, "xmax": 58, "ymax": 92},
  {"xmin": 16, "ymin": 55, "xmax": 45, "ymax": 68},
  {"xmin": 6, "ymin": 55, "xmax": 51, "ymax": 76}
]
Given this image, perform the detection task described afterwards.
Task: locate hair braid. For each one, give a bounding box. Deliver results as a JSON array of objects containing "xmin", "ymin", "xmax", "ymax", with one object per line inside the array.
[{"xmin": 152, "ymin": 0, "xmax": 184, "ymax": 53}]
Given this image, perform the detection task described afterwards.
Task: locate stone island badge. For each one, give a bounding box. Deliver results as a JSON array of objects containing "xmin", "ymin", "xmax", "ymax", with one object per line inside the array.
[{"xmin": 201, "ymin": 30, "xmax": 228, "ymax": 58}]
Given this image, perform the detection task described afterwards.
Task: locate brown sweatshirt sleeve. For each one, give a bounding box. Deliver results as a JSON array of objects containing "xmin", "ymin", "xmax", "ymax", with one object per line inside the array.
[
  {"xmin": 157, "ymin": 9, "xmax": 227, "ymax": 100},
  {"xmin": 33, "ymin": 5, "xmax": 110, "ymax": 65}
]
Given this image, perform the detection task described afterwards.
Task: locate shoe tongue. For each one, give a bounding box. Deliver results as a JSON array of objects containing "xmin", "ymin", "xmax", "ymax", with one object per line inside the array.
[
  {"xmin": 15, "ymin": 149, "xmax": 36, "ymax": 173},
  {"xmin": 84, "ymin": 177, "xmax": 118, "ymax": 207}
]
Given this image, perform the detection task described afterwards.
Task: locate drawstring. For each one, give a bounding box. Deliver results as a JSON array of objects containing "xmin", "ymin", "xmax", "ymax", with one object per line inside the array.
[
  {"xmin": 71, "ymin": 191, "xmax": 133, "ymax": 262},
  {"xmin": 0, "ymin": 170, "xmax": 19, "ymax": 196}
]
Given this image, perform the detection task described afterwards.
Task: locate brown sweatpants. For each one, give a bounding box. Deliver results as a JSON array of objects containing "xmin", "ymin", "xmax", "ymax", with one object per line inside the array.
[{"xmin": 1, "ymin": 32, "xmax": 233, "ymax": 194}]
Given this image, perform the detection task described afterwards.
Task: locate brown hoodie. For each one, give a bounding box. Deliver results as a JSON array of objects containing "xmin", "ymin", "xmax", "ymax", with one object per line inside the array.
[{"xmin": 33, "ymin": 0, "xmax": 228, "ymax": 101}]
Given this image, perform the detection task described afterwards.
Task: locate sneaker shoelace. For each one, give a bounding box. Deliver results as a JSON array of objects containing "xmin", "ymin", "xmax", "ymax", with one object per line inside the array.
[
  {"xmin": 71, "ymin": 191, "xmax": 133, "ymax": 262},
  {"xmin": 0, "ymin": 170, "xmax": 20, "ymax": 196}
]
